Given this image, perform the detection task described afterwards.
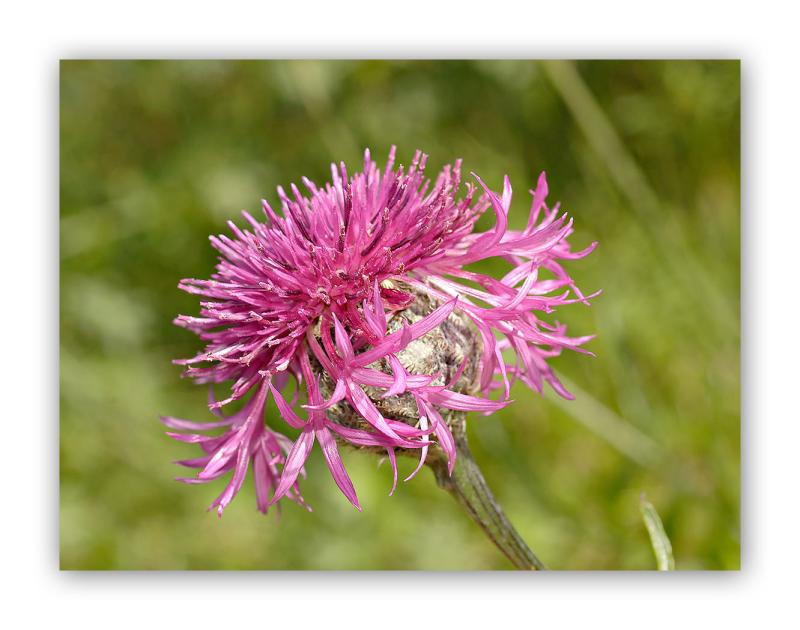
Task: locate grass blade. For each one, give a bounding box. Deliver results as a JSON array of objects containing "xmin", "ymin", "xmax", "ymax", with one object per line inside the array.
[{"xmin": 640, "ymin": 494, "xmax": 675, "ymax": 570}]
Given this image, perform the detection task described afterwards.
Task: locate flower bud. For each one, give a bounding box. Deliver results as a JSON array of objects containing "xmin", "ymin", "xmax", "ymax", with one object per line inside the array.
[{"xmin": 314, "ymin": 282, "xmax": 481, "ymax": 451}]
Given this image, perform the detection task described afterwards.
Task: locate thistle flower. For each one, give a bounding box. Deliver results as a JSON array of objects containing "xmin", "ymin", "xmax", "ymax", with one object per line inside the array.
[{"xmin": 163, "ymin": 147, "xmax": 597, "ymax": 542}]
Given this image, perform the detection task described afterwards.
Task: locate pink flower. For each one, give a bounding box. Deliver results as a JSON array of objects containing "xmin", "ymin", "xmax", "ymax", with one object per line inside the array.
[{"xmin": 163, "ymin": 147, "xmax": 597, "ymax": 515}]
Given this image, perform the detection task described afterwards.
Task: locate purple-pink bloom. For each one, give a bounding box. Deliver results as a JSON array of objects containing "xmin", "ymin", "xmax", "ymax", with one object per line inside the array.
[{"xmin": 164, "ymin": 147, "xmax": 597, "ymax": 515}]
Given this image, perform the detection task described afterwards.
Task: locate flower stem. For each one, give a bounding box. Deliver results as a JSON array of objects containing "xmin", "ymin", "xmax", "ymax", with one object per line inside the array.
[{"xmin": 431, "ymin": 430, "xmax": 546, "ymax": 570}]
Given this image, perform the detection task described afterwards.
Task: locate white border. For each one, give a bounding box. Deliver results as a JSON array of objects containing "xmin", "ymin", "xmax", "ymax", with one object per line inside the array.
[{"xmin": 4, "ymin": 1, "xmax": 797, "ymax": 627}]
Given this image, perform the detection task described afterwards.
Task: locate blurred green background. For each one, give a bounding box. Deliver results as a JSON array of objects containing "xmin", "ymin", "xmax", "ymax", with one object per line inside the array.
[{"xmin": 60, "ymin": 60, "xmax": 740, "ymax": 570}]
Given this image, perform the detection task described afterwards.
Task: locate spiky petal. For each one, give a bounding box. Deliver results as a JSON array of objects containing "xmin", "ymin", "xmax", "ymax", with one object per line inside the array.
[{"xmin": 165, "ymin": 147, "xmax": 597, "ymax": 514}]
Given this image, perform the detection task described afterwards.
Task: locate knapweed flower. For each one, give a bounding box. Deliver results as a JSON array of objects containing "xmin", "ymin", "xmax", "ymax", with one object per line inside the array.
[{"xmin": 163, "ymin": 147, "xmax": 597, "ymax": 517}]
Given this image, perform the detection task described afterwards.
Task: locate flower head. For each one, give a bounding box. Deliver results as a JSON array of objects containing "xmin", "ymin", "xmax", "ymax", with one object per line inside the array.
[{"xmin": 163, "ymin": 147, "xmax": 597, "ymax": 515}]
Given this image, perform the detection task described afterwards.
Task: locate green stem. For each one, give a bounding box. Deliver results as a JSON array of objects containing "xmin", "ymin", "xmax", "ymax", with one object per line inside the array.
[{"xmin": 430, "ymin": 431, "xmax": 546, "ymax": 570}]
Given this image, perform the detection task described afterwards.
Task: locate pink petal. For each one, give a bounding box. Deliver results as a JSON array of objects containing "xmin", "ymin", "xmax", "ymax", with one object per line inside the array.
[
  {"xmin": 271, "ymin": 428, "xmax": 315, "ymax": 504},
  {"xmin": 345, "ymin": 380, "xmax": 402, "ymax": 440},
  {"xmin": 316, "ymin": 426, "xmax": 361, "ymax": 510},
  {"xmin": 355, "ymin": 298, "xmax": 458, "ymax": 367},
  {"xmin": 269, "ymin": 381, "xmax": 307, "ymax": 429}
]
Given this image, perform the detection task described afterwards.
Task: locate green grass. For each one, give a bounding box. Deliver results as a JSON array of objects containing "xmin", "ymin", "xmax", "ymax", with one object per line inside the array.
[{"xmin": 60, "ymin": 60, "xmax": 740, "ymax": 570}]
